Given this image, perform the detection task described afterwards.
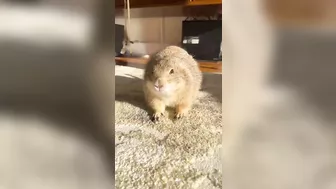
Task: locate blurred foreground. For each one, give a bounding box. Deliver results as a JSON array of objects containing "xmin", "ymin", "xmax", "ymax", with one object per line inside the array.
[
  {"xmin": 223, "ymin": 1, "xmax": 336, "ymax": 189},
  {"xmin": 0, "ymin": 1, "xmax": 114, "ymax": 188}
]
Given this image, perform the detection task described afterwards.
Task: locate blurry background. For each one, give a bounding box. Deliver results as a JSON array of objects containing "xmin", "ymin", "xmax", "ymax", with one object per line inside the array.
[
  {"xmin": 115, "ymin": 1, "xmax": 222, "ymax": 55},
  {"xmin": 114, "ymin": 1, "xmax": 222, "ymax": 74}
]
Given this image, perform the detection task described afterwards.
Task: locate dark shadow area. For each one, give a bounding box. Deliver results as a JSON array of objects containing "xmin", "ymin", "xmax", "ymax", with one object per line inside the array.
[
  {"xmin": 271, "ymin": 29, "xmax": 336, "ymax": 122},
  {"xmin": 201, "ymin": 72, "xmax": 222, "ymax": 103},
  {"xmin": 115, "ymin": 75, "xmax": 149, "ymax": 112},
  {"xmin": 0, "ymin": 40, "xmax": 114, "ymax": 183}
]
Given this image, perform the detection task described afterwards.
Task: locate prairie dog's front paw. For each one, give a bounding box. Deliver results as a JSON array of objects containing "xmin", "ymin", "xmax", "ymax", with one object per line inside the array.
[
  {"xmin": 148, "ymin": 98, "xmax": 166, "ymax": 123},
  {"xmin": 151, "ymin": 112, "xmax": 164, "ymax": 123},
  {"xmin": 174, "ymin": 112, "xmax": 186, "ymax": 119},
  {"xmin": 174, "ymin": 103, "xmax": 190, "ymax": 119}
]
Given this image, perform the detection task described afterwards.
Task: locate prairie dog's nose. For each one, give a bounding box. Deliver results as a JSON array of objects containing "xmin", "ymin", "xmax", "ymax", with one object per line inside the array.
[{"xmin": 154, "ymin": 79, "xmax": 164, "ymax": 88}]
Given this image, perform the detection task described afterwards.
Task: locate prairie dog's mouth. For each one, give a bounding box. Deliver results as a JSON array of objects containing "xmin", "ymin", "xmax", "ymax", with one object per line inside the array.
[
  {"xmin": 154, "ymin": 85, "xmax": 165, "ymax": 92},
  {"xmin": 153, "ymin": 83, "xmax": 171, "ymax": 94},
  {"xmin": 154, "ymin": 85, "xmax": 161, "ymax": 91}
]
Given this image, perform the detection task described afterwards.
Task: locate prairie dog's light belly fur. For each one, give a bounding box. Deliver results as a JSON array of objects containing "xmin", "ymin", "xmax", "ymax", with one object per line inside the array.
[{"xmin": 158, "ymin": 94, "xmax": 179, "ymax": 107}]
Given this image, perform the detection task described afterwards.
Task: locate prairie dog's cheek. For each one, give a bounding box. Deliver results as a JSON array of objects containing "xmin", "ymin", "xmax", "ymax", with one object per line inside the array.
[
  {"xmin": 174, "ymin": 79, "xmax": 184, "ymax": 87},
  {"xmin": 163, "ymin": 83, "xmax": 173, "ymax": 93}
]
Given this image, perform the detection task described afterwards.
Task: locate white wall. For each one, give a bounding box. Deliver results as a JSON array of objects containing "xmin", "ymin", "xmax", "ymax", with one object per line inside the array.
[{"xmin": 115, "ymin": 6, "xmax": 186, "ymax": 55}]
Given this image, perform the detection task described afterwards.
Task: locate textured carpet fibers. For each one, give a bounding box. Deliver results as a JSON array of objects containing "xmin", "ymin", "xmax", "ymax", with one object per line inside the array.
[{"xmin": 115, "ymin": 65, "xmax": 222, "ymax": 188}]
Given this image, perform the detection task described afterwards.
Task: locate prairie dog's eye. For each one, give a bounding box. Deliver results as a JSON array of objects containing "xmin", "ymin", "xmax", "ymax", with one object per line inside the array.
[{"xmin": 169, "ymin": 69, "xmax": 174, "ymax": 74}]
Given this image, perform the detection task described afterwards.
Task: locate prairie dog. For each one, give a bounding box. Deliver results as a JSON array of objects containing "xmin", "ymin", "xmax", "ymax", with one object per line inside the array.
[{"xmin": 143, "ymin": 46, "xmax": 202, "ymax": 122}]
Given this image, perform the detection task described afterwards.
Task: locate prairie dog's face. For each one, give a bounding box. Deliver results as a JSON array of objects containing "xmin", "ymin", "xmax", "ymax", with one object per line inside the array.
[{"xmin": 147, "ymin": 64, "xmax": 185, "ymax": 95}]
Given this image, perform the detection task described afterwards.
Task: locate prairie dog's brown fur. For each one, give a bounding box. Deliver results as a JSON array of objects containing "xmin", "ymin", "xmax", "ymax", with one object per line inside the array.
[{"xmin": 143, "ymin": 46, "xmax": 202, "ymax": 122}]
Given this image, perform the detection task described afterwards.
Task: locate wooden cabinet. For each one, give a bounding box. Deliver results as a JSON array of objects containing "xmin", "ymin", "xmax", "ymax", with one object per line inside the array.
[
  {"xmin": 186, "ymin": 0, "xmax": 222, "ymax": 6},
  {"xmin": 115, "ymin": 0, "xmax": 221, "ymax": 9},
  {"xmin": 116, "ymin": 0, "xmax": 124, "ymax": 8},
  {"xmin": 116, "ymin": 0, "xmax": 185, "ymax": 8}
]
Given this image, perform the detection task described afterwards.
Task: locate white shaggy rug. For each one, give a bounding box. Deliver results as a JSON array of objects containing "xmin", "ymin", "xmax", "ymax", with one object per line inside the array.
[{"xmin": 115, "ymin": 65, "xmax": 222, "ymax": 188}]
